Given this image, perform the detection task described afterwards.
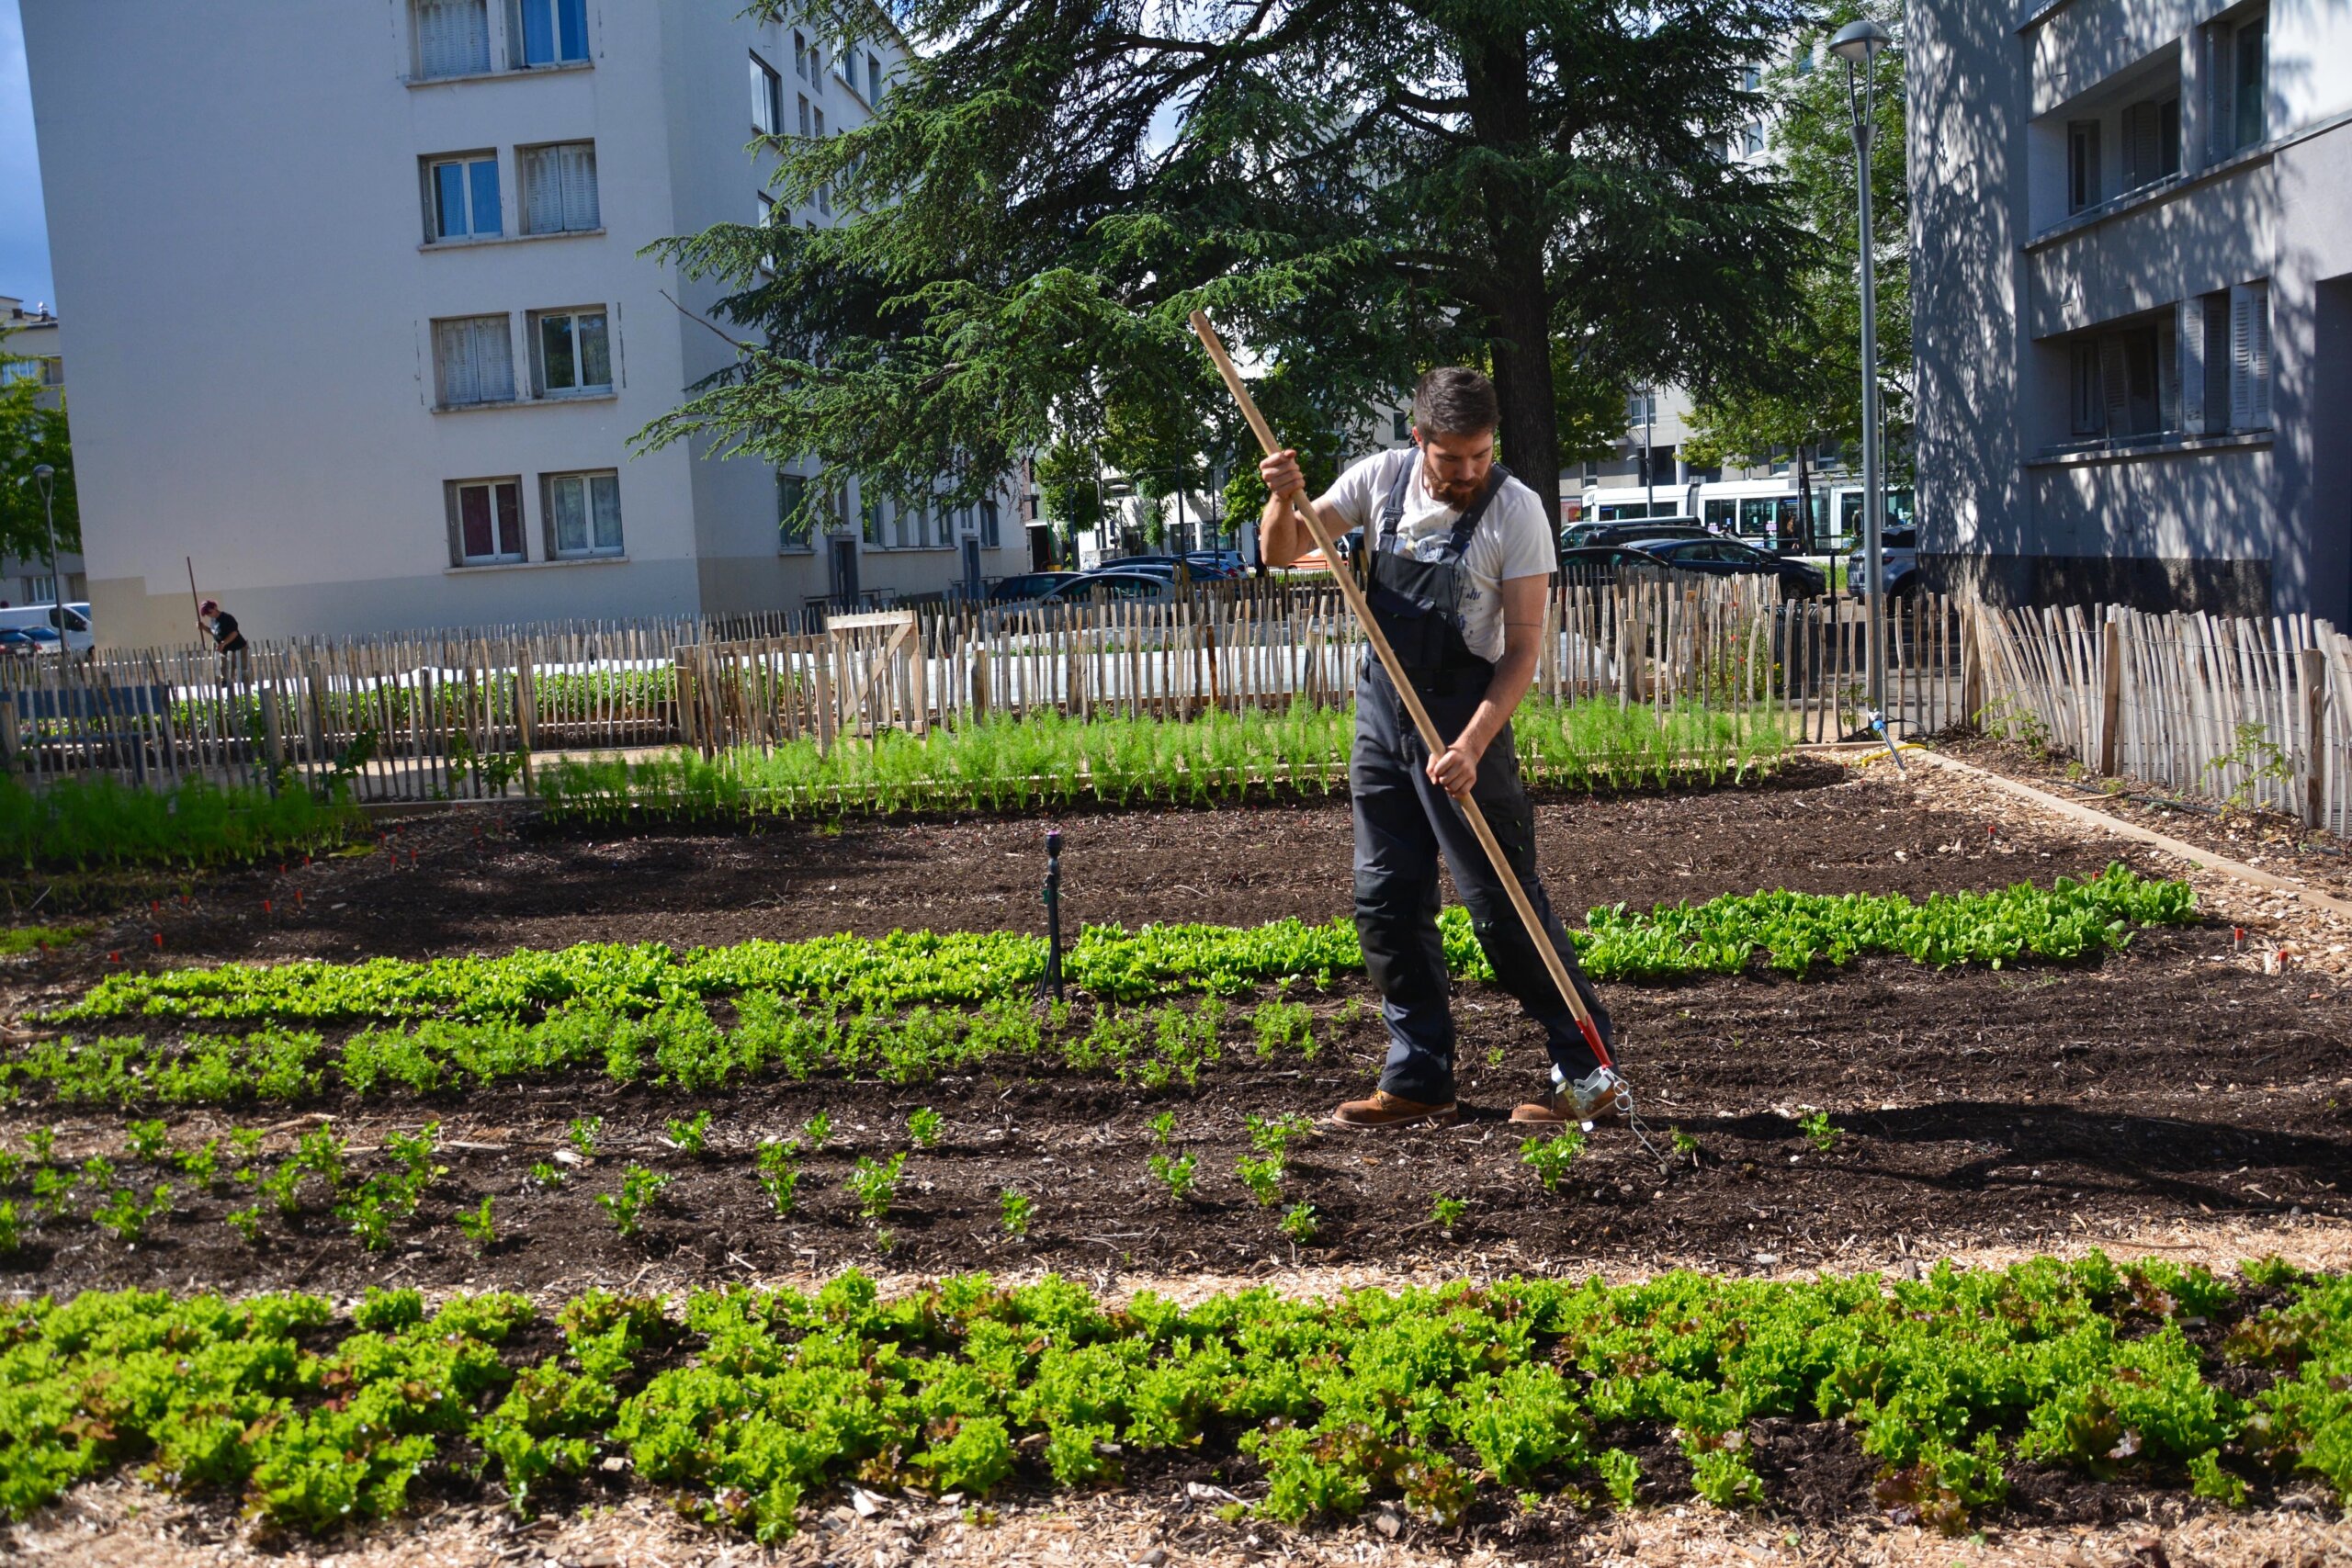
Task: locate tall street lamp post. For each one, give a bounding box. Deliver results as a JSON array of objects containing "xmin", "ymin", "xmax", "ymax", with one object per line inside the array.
[
  {"xmin": 1831, "ymin": 17, "xmax": 1894, "ymax": 722},
  {"xmin": 28, "ymin": 463, "xmax": 62, "ymax": 618}
]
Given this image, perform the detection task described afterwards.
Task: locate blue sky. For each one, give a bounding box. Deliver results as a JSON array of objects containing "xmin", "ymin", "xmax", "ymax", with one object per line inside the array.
[{"xmin": 0, "ymin": 0, "xmax": 52, "ymax": 310}]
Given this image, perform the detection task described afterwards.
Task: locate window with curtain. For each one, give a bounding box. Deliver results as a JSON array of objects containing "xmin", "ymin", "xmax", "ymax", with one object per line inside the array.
[
  {"xmin": 507, "ymin": 0, "xmax": 587, "ymax": 67},
  {"xmin": 414, "ymin": 0, "xmax": 490, "ymax": 79},
  {"xmin": 519, "ymin": 142, "xmax": 600, "ymax": 234},
  {"xmin": 752, "ymin": 54, "xmax": 783, "ymax": 132},
  {"xmin": 778, "ymin": 472, "xmax": 811, "ymax": 550},
  {"xmin": 433, "ymin": 315, "xmax": 515, "ymax": 407},
  {"xmin": 448, "ymin": 479, "xmax": 525, "ymax": 564},
  {"xmin": 545, "ymin": 471, "xmax": 623, "ymax": 557},
  {"xmin": 528, "ymin": 308, "xmax": 611, "ymax": 396},
  {"xmin": 424, "ymin": 153, "xmax": 501, "ymax": 242},
  {"xmin": 2233, "ymin": 15, "xmax": 2267, "ymax": 151}
]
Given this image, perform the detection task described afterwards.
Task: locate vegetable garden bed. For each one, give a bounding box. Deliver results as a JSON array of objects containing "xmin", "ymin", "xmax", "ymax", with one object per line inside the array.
[{"xmin": 4, "ymin": 755, "xmax": 2350, "ymax": 1556}]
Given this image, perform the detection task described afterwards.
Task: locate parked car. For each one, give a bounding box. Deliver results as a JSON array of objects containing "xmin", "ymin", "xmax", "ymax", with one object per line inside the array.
[
  {"xmin": 0, "ymin": 626, "xmax": 60, "ymax": 659},
  {"xmin": 0, "ymin": 602, "xmax": 94, "ymax": 655},
  {"xmin": 1095, "ymin": 554, "xmax": 1241, "ymax": 581},
  {"xmin": 1556, "ymin": 546, "xmax": 1672, "ymax": 585},
  {"xmin": 1560, "ymin": 520, "xmax": 1711, "ymax": 551},
  {"xmin": 988, "ymin": 571, "xmax": 1080, "ymax": 604},
  {"xmin": 1630, "ymin": 536, "xmax": 1827, "ymax": 600},
  {"xmin": 1182, "ymin": 549, "xmax": 1249, "ymax": 578},
  {"xmin": 1039, "ymin": 571, "xmax": 1181, "ymax": 607},
  {"xmin": 1845, "ymin": 526, "xmax": 1920, "ymax": 599}
]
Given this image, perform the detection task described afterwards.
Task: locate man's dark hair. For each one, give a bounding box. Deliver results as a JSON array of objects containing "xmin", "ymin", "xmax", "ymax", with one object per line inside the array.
[{"xmin": 1411, "ymin": 367, "xmax": 1499, "ymax": 437}]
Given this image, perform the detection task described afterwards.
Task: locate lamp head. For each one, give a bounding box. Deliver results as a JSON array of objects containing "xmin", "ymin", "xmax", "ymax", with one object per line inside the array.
[
  {"xmin": 31, "ymin": 464, "xmax": 53, "ymax": 481},
  {"xmin": 1829, "ymin": 19, "xmax": 1893, "ymax": 65}
]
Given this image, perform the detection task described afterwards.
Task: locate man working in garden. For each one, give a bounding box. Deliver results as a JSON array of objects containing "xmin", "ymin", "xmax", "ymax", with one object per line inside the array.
[{"xmin": 1258, "ymin": 367, "xmax": 1622, "ymax": 1130}]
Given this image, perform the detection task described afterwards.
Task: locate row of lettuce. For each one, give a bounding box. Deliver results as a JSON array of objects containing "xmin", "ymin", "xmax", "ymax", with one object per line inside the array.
[
  {"xmin": 7, "ymin": 871, "xmax": 2198, "ymax": 1108},
  {"xmin": 0, "ymin": 1256, "xmax": 2344, "ymax": 1537}
]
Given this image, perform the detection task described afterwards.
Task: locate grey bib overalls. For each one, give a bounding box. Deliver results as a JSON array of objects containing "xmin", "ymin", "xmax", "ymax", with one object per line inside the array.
[{"xmin": 1349, "ymin": 449, "xmax": 1616, "ymax": 1104}]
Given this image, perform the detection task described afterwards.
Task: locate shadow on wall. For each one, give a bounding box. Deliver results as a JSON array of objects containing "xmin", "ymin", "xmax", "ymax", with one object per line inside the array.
[
  {"xmin": 1924, "ymin": 550, "xmax": 2269, "ymax": 615},
  {"xmin": 1908, "ymin": 0, "xmax": 2027, "ymax": 564}
]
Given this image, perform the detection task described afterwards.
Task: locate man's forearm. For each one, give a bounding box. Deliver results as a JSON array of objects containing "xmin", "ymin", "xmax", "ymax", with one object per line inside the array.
[{"xmin": 1260, "ymin": 495, "xmax": 1302, "ymax": 568}]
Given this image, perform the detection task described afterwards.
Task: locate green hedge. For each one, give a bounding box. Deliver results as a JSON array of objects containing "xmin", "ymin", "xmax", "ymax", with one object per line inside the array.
[{"xmin": 0, "ymin": 1257, "xmax": 2341, "ymax": 1537}]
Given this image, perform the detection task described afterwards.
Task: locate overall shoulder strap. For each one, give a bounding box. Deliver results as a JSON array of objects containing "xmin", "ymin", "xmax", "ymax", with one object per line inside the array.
[
  {"xmin": 1442, "ymin": 463, "xmax": 1513, "ymax": 558},
  {"xmin": 1376, "ymin": 447, "xmax": 1419, "ymax": 545}
]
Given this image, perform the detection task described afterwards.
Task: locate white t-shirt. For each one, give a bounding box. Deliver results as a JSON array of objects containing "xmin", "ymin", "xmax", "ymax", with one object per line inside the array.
[{"xmin": 1317, "ymin": 449, "xmax": 1556, "ymax": 663}]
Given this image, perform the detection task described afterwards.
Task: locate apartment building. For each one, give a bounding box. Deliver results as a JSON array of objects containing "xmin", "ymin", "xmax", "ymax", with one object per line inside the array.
[
  {"xmin": 1911, "ymin": 0, "xmax": 2349, "ymax": 620},
  {"xmin": 0, "ymin": 295, "xmax": 82, "ymax": 608},
  {"xmin": 21, "ymin": 0, "xmax": 1019, "ymax": 649}
]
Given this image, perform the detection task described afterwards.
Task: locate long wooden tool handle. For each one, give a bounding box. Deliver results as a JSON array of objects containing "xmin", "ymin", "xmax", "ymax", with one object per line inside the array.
[{"xmin": 1188, "ymin": 310, "xmax": 1611, "ymax": 1067}]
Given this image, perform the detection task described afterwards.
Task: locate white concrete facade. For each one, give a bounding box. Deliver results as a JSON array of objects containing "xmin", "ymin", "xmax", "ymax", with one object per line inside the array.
[
  {"xmin": 1911, "ymin": 0, "xmax": 2352, "ymax": 620},
  {"xmin": 22, "ymin": 0, "xmax": 1020, "ymax": 649}
]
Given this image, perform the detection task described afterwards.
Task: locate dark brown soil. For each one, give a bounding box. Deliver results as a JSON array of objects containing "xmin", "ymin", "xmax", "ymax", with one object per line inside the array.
[
  {"xmin": 6, "ymin": 761, "xmax": 2347, "ymax": 1303},
  {"xmin": 9, "ymin": 757, "xmax": 2168, "ymax": 989}
]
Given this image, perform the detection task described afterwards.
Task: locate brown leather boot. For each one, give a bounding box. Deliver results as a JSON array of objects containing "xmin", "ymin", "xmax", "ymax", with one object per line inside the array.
[
  {"xmin": 1510, "ymin": 1068, "xmax": 1629, "ymax": 1126},
  {"xmin": 1332, "ymin": 1089, "xmax": 1460, "ymax": 1129}
]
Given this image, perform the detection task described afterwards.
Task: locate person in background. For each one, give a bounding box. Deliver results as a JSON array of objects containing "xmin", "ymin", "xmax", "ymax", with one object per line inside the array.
[{"xmin": 199, "ymin": 598, "xmax": 250, "ymax": 678}]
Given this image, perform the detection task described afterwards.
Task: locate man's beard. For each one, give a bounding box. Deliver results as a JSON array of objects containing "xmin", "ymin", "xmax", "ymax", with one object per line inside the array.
[{"xmin": 1422, "ymin": 454, "xmax": 1486, "ymax": 510}]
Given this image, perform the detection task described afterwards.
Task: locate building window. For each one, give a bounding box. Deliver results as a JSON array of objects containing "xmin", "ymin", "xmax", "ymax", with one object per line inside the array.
[
  {"xmin": 980, "ymin": 499, "xmax": 1001, "ymax": 547},
  {"xmin": 867, "ymin": 51, "xmax": 883, "ymax": 104},
  {"xmin": 447, "ymin": 478, "xmax": 525, "ymax": 565},
  {"xmin": 519, "ymin": 141, "xmax": 600, "ymax": 233},
  {"xmin": 797, "ymin": 93, "xmax": 812, "ymax": 137},
  {"xmin": 778, "ymin": 472, "xmax": 811, "ymax": 550},
  {"xmin": 507, "ymin": 0, "xmax": 587, "ymax": 67},
  {"xmin": 432, "ymin": 314, "xmax": 515, "ymax": 407},
  {"xmin": 861, "ymin": 487, "xmax": 885, "ymax": 545},
  {"xmin": 752, "ymin": 53, "xmax": 783, "ymax": 132},
  {"xmin": 414, "ymin": 0, "xmax": 490, "ymax": 80},
  {"xmin": 1391, "ymin": 410, "xmax": 1408, "ymax": 442},
  {"xmin": 39, "ymin": 357, "xmax": 62, "ymax": 387},
  {"xmin": 544, "ymin": 470, "xmax": 623, "ymax": 557},
  {"xmin": 424, "ymin": 153, "xmax": 502, "ymax": 242},
  {"xmin": 2066, "ymin": 119, "xmax": 2101, "ymax": 214},
  {"xmin": 2067, "ymin": 319, "xmax": 2178, "ymax": 444},
  {"xmin": 2120, "ymin": 96, "xmax": 2180, "ymax": 191},
  {"xmin": 2229, "ymin": 281, "xmax": 2272, "ymax": 431},
  {"xmin": 2231, "ymin": 13, "xmax": 2267, "ymax": 152},
  {"xmin": 528, "ymin": 308, "xmax": 612, "ymax": 397}
]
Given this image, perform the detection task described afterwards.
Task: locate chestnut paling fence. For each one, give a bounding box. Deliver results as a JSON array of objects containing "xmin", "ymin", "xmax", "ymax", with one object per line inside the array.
[{"xmin": 3, "ymin": 580, "xmax": 2343, "ymax": 831}]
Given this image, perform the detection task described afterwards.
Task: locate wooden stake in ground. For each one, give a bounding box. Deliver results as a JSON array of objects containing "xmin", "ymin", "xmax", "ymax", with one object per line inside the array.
[{"xmin": 1188, "ymin": 310, "xmax": 1615, "ymax": 1073}]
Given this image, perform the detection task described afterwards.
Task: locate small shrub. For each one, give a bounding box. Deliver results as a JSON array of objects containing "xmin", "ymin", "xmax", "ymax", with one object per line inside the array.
[
  {"xmin": 176, "ymin": 1137, "xmax": 221, "ymax": 1189},
  {"xmin": 1278, "ymin": 1201, "xmax": 1319, "ymax": 1243},
  {"xmin": 458, "ymin": 1196, "xmax": 497, "ymax": 1249},
  {"xmin": 908, "ymin": 1108, "xmax": 944, "ymax": 1149},
  {"xmin": 567, "ymin": 1116, "xmax": 603, "ymax": 1159},
  {"xmin": 754, "ymin": 1139, "xmax": 800, "ymax": 1215},
  {"xmin": 528, "ymin": 1159, "xmax": 566, "ymax": 1189},
  {"xmin": 664, "ymin": 1111, "xmax": 712, "ymax": 1156},
  {"xmin": 0, "ymin": 1200, "xmax": 21, "ymax": 1255},
  {"xmin": 1000, "ymin": 1188, "xmax": 1033, "ymax": 1239},
  {"xmin": 93, "ymin": 1182, "xmax": 172, "ymax": 1242},
  {"xmin": 1430, "ymin": 1192, "xmax": 1467, "ymax": 1231},
  {"xmin": 1798, "ymin": 1111, "xmax": 1839, "ymax": 1153},
  {"xmin": 225, "ymin": 1204, "xmax": 263, "ymax": 1244},
  {"xmin": 1600, "ymin": 1448, "xmax": 1641, "ymax": 1511},
  {"xmin": 801, "ymin": 1111, "xmax": 832, "ymax": 1148},
  {"xmin": 1147, "ymin": 1111, "xmax": 1176, "ymax": 1145},
  {"xmin": 1519, "ymin": 1130, "xmax": 1586, "ymax": 1191},
  {"xmin": 595, "ymin": 1165, "xmax": 669, "ymax": 1238},
  {"xmin": 1148, "ymin": 1151, "xmax": 1197, "ymax": 1202},
  {"xmin": 1670, "ymin": 1127, "xmax": 1701, "ymax": 1160},
  {"xmin": 123, "ymin": 1119, "xmax": 171, "ymax": 1163},
  {"xmin": 848, "ymin": 1153, "xmax": 905, "ymax": 1221},
  {"xmin": 1236, "ymin": 1155, "xmax": 1285, "ymax": 1208}
]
